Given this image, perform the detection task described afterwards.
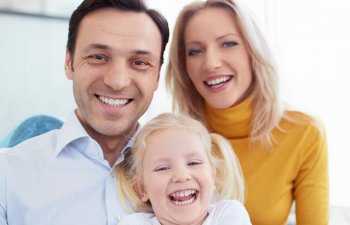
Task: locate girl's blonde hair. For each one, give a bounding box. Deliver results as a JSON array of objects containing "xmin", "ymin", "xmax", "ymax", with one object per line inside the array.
[
  {"xmin": 116, "ymin": 113, "xmax": 245, "ymax": 213},
  {"xmin": 165, "ymin": 0, "xmax": 284, "ymax": 147}
]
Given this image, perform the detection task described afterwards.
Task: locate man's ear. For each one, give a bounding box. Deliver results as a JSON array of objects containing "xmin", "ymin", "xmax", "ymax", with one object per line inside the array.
[
  {"xmin": 134, "ymin": 181, "xmax": 149, "ymax": 202},
  {"xmin": 65, "ymin": 48, "xmax": 74, "ymax": 80}
]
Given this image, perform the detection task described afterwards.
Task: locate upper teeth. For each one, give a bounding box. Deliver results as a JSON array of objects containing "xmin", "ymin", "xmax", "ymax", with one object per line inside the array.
[
  {"xmin": 206, "ymin": 76, "xmax": 231, "ymax": 86},
  {"xmin": 170, "ymin": 189, "xmax": 196, "ymax": 198},
  {"xmin": 99, "ymin": 96, "xmax": 129, "ymax": 107}
]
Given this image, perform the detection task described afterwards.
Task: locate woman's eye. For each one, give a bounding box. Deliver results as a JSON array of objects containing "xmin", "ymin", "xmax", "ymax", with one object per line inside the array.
[
  {"xmin": 223, "ymin": 41, "xmax": 238, "ymax": 48},
  {"xmin": 187, "ymin": 48, "xmax": 202, "ymax": 56}
]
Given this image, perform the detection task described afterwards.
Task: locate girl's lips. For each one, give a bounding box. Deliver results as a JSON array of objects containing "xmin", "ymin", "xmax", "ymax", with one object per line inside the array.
[{"xmin": 168, "ymin": 189, "xmax": 199, "ymax": 206}]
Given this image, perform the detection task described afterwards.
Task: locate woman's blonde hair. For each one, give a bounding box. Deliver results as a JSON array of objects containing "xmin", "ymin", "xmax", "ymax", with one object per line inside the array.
[
  {"xmin": 165, "ymin": 0, "xmax": 284, "ymax": 147},
  {"xmin": 116, "ymin": 113, "xmax": 245, "ymax": 213}
]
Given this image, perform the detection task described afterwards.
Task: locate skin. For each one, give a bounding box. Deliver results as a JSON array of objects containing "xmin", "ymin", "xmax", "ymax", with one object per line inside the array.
[
  {"xmin": 64, "ymin": 8, "xmax": 162, "ymax": 166},
  {"xmin": 184, "ymin": 7, "xmax": 253, "ymax": 109},
  {"xmin": 139, "ymin": 128, "xmax": 216, "ymax": 225}
]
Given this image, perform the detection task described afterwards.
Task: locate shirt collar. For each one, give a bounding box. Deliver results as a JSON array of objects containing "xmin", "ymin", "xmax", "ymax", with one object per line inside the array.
[
  {"xmin": 54, "ymin": 111, "xmax": 142, "ymax": 162},
  {"xmin": 54, "ymin": 111, "xmax": 90, "ymax": 157}
]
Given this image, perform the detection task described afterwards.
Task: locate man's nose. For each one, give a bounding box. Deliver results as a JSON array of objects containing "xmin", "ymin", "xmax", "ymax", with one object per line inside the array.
[{"xmin": 104, "ymin": 61, "xmax": 131, "ymax": 90}]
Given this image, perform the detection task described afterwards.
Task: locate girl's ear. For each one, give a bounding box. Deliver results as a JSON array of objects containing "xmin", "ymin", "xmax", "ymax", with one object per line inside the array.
[
  {"xmin": 212, "ymin": 165, "xmax": 217, "ymax": 191},
  {"xmin": 212, "ymin": 165, "xmax": 217, "ymax": 181},
  {"xmin": 134, "ymin": 181, "xmax": 149, "ymax": 202}
]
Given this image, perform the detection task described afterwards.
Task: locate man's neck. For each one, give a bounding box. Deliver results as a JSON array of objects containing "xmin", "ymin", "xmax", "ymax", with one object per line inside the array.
[{"xmin": 97, "ymin": 135, "xmax": 130, "ymax": 167}]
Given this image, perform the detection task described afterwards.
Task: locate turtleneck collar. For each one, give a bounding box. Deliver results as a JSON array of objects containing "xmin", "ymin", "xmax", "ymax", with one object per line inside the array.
[{"xmin": 204, "ymin": 97, "xmax": 253, "ymax": 139}]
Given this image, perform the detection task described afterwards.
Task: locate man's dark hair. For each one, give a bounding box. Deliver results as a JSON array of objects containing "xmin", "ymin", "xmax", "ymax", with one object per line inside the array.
[{"xmin": 67, "ymin": 0, "xmax": 169, "ymax": 65}]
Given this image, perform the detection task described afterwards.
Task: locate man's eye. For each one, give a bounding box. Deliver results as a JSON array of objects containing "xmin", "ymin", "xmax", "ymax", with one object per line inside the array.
[
  {"xmin": 132, "ymin": 60, "xmax": 149, "ymax": 67},
  {"xmin": 87, "ymin": 54, "xmax": 107, "ymax": 64},
  {"xmin": 187, "ymin": 48, "xmax": 202, "ymax": 56},
  {"xmin": 93, "ymin": 55, "xmax": 104, "ymax": 60},
  {"xmin": 223, "ymin": 41, "xmax": 238, "ymax": 48}
]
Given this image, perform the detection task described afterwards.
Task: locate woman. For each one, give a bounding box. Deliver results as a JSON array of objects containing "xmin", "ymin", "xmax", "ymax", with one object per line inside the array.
[{"xmin": 165, "ymin": 0, "xmax": 328, "ymax": 224}]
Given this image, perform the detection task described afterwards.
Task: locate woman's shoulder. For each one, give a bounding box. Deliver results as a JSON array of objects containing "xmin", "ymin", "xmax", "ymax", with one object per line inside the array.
[{"xmin": 281, "ymin": 109, "xmax": 326, "ymax": 135}]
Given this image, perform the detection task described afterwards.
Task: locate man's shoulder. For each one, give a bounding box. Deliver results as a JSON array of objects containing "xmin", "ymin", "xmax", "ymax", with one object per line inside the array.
[{"xmin": 0, "ymin": 130, "xmax": 59, "ymax": 161}]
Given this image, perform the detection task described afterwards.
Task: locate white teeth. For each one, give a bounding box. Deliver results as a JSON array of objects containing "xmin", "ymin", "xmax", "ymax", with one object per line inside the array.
[
  {"xmin": 169, "ymin": 189, "xmax": 197, "ymax": 206},
  {"xmin": 99, "ymin": 96, "xmax": 129, "ymax": 107},
  {"xmin": 206, "ymin": 76, "xmax": 231, "ymax": 86},
  {"xmin": 174, "ymin": 197, "xmax": 195, "ymax": 205},
  {"xmin": 170, "ymin": 189, "xmax": 196, "ymax": 198}
]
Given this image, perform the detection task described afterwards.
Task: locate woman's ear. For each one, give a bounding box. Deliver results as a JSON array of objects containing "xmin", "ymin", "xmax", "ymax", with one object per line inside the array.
[
  {"xmin": 64, "ymin": 48, "xmax": 74, "ymax": 80},
  {"xmin": 134, "ymin": 181, "xmax": 149, "ymax": 202}
]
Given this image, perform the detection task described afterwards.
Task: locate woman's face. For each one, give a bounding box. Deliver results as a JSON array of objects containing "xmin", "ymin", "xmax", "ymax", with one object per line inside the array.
[{"xmin": 184, "ymin": 7, "xmax": 253, "ymax": 109}]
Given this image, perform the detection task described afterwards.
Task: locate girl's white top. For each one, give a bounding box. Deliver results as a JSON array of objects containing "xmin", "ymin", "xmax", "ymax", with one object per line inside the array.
[{"xmin": 118, "ymin": 199, "xmax": 252, "ymax": 225}]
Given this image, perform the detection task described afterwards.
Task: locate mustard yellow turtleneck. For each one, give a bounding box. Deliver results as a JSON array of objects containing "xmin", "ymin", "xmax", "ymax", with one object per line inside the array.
[{"xmin": 205, "ymin": 98, "xmax": 328, "ymax": 225}]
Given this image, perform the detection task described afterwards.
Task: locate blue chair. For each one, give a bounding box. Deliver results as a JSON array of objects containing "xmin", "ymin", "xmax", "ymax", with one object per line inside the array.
[{"xmin": 0, "ymin": 115, "xmax": 63, "ymax": 147}]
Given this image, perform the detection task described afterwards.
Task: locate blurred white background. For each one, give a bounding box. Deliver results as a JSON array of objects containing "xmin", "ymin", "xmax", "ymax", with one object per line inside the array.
[{"xmin": 0, "ymin": 0, "xmax": 349, "ymax": 217}]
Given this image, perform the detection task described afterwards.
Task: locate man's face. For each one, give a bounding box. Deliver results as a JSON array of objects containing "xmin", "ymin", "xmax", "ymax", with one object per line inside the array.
[{"xmin": 65, "ymin": 8, "xmax": 161, "ymax": 139}]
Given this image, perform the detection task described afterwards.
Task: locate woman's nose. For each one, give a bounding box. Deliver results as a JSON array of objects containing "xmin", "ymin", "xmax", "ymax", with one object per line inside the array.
[{"xmin": 202, "ymin": 48, "xmax": 222, "ymax": 72}]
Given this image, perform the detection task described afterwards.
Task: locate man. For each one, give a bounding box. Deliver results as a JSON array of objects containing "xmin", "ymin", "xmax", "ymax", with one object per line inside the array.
[{"xmin": 0, "ymin": 0, "xmax": 169, "ymax": 224}]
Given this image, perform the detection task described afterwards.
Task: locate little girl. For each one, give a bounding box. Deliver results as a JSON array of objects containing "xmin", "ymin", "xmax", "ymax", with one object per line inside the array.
[{"xmin": 116, "ymin": 113, "xmax": 251, "ymax": 225}]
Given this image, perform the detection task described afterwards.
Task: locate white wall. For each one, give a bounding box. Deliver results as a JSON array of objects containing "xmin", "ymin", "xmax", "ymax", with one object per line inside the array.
[
  {"xmin": 0, "ymin": 0, "xmax": 349, "ymax": 208},
  {"xmin": 0, "ymin": 14, "xmax": 75, "ymax": 136}
]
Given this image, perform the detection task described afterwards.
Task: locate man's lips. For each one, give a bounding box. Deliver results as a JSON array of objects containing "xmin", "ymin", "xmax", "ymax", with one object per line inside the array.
[{"xmin": 97, "ymin": 95, "xmax": 132, "ymax": 107}]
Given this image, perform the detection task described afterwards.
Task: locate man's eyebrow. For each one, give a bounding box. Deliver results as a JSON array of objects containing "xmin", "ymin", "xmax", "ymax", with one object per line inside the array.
[
  {"xmin": 134, "ymin": 50, "xmax": 151, "ymax": 55},
  {"xmin": 133, "ymin": 50, "xmax": 158, "ymax": 62},
  {"xmin": 84, "ymin": 43, "xmax": 111, "ymax": 52}
]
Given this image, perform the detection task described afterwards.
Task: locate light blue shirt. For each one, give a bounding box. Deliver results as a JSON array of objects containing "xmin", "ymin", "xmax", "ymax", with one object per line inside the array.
[{"xmin": 0, "ymin": 112, "xmax": 136, "ymax": 225}]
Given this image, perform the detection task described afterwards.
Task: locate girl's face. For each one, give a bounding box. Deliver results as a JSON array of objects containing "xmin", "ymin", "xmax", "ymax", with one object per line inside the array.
[
  {"xmin": 139, "ymin": 128, "xmax": 215, "ymax": 225},
  {"xmin": 184, "ymin": 7, "xmax": 253, "ymax": 109}
]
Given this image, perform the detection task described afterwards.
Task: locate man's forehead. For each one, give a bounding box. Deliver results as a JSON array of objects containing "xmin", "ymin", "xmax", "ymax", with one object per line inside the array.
[
  {"xmin": 81, "ymin": 8, "xmax": 158, "ymax": 37},
  {"xmin": 76, "ymin": 8, "xmax": 162, "ymax": 59}
]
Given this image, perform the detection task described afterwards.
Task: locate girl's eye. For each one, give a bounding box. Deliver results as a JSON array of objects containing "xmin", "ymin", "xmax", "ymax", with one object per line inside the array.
[
  {"xmin": 188, "ymin": 161, "xmax": 202, "ymax": 166},
  {"xmin": 187, "ymin": 48, "xmax": 202, "ymax": 56},
  {"xmin": 154, "ymin": 166, "xmax": 170, "ymax": 172},
  {"xmin": 223, "ymin": 41, "xmax": 238, "ymax": 48}
]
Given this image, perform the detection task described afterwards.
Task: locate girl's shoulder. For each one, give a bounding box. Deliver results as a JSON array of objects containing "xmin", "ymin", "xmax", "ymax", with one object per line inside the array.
[
  {"xmin": 118, "ymin": 212, "xmax": 159, "ymax": 225},
  {"xmin": 206, "ymin": 200, "xmax": 252, "ymax": 225}
]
